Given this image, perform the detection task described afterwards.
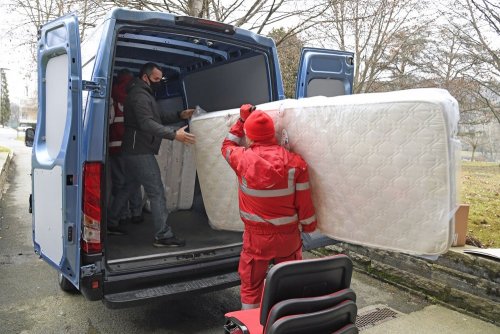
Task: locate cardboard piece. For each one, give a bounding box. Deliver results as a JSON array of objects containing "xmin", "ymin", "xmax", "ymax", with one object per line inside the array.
[{"xmin": 452, "ymin": 204, "xmax": 469, "ymax": 247}]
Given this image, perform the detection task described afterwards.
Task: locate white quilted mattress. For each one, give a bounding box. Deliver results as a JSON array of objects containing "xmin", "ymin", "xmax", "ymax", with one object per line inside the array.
[
  {"xmin": 156, "ymin": 97, "xmax": 196, "ymax": 211},
  {"xmin": 190, "ymin": 88, "xmax": 461, "ymax": 256},
  {"xmin": 156, "ymin": 140, "xmax": 196, "ymax": 211}
]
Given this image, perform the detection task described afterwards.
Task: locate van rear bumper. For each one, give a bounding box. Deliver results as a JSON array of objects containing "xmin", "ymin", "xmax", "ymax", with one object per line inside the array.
[{"xmin": 103, "ymin": 271, "xmax": 240, "ymax": 309}]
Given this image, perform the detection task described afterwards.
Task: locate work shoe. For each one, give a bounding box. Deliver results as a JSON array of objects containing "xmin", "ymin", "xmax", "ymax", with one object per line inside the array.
[
  {"xmin": 118, "ymin": 218, "xmax": 129, "ymax": 225},
  {"xmin": 107, "ymin": 225, "xmax": 127, "ymax": 236},
  {"xmin": 130, "ymin": 215, "xmax": 144, "ymax": 224},
  {"xmin": 142, "ymin": 201, "xmax": 152, "ymax": 213},
  {"xmin": 153, "ymin": 236, "xmax": 186, "ymax": 248}
]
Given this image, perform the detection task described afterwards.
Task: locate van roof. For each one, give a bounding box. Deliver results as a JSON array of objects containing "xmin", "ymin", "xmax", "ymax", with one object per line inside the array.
[
  {"xmin": 108, "ymin": 8, "xmax": 277, "ymax": 79},
  {"xmin": 108, "ymin": 8, "xmax": 276, "ymax": 48}
]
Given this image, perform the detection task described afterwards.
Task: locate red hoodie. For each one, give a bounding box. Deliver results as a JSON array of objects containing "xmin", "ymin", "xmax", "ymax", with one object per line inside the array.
[
  {"xmin": 109, "ymin": 73, "xmax": 133, "ymax": 155},
  {"xmin": 221, "ymin": 119, "xmax": 317, "ymax": 235}
]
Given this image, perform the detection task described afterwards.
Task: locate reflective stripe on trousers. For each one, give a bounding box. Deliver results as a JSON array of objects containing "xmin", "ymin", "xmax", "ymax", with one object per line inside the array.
[{"xmin": 240, "ymin": 210, "xmax": 298, "ymax": 226}]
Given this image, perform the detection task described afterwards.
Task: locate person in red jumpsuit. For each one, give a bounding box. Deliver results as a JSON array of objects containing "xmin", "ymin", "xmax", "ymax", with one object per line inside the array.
[
  {"xmin": 221, "ymin": 104, "xmax": 317, "ymax": 310},
  {"xmin": 107, "ymin": 69, "xmax": 144, "ymax": 235}
]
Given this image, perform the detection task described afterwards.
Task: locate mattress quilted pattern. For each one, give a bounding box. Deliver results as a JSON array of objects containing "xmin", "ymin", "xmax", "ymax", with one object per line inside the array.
[
  {"xmin": 190, "ymin": 89, "xmax": 460, "ymax": 255},
  {"xmin": 156, "ymin": 139, "xmax": 196, "ymax": 211}
]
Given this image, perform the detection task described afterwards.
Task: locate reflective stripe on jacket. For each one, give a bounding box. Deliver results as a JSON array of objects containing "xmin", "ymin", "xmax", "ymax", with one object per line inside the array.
[
  {"xmin": 108, "ymin": 74, "xmax": 132, "ymax": 155},
  {"xmin": 109, "ymin": 98, "xmax": 125, "ymax": 155},
  {"xmin": 221, "ymin": 119, "xmax": 317, "ymax": 233}
]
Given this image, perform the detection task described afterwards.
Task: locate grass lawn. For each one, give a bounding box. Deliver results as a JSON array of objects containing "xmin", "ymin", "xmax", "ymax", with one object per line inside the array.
[
  {"xmin": 460, "ymin": 161, "xmax": 500, "ymax": 248},
  {"xmin": 0, "ymin": 146, "xmax": 10, "ymax": 153}
]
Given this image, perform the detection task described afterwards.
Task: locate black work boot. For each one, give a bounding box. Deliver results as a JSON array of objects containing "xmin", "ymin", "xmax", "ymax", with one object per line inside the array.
[
  {"xmin": 107, "ymin": 225, "xmax": 127, "ymax": 236},
  {"xmin": 153, "ymin": 235, "xmax": 186, "ymax": 247}
]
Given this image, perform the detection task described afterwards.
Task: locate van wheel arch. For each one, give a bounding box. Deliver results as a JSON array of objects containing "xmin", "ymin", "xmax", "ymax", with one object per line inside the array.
[{"xmin": 57, "ymin": 272, "xmax": 78, "ymax": 293}]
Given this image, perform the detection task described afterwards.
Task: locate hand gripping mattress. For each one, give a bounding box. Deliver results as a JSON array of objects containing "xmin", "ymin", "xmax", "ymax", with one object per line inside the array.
[{"xmin": 190, "ymin": 88, "xmax": 461, "ymax": 256}]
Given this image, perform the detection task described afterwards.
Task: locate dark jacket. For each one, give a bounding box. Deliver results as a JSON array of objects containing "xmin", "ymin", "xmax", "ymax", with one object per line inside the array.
[{"xmin": 121, "ymin": 78, "xmax": 183, "ymax": 155}]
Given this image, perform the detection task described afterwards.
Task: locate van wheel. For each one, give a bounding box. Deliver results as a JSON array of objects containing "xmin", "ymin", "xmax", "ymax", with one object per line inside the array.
[{"xmin": 58, "ymin": 272, "xmax": 78, "ymax": 293}]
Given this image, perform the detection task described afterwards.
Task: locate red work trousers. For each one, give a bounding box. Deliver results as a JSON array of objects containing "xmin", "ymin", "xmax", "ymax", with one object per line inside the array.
[{"xmin": 238, "ymin": 222, "xmax": 303, "ymax": 306}]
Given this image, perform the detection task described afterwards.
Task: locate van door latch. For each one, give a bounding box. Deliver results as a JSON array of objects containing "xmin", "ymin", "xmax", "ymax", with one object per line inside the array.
[
  {"xmin": 82, "ymin": 78, "xmax": 106, "ymax": 97},
  {"xmin": 81, "ymin": 262, "xmax": 102, "ymax": 277}
]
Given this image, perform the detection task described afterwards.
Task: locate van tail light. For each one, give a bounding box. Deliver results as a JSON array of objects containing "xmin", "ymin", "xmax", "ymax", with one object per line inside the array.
[{"xmin": 82, "ymin": 162, "xmax": 103, "ymax": 254}]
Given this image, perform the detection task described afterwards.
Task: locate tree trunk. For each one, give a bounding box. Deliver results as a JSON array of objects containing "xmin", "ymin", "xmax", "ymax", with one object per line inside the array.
[{"xmin": 189, "ymin": 0, "xmax": 207, "ymax": 18}]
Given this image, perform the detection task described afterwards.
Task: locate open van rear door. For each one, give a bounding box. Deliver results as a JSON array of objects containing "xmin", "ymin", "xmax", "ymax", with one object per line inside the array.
[
  {"xmin": 295, "ymin": 47, "xmax": 354, "ymax": 250},
  {"xmin": 295, "ymin": 47, "xmax": 354, "ymax": 99},
  {"xmin": 33, "ymin": 14, "xmax": 83, "ymax": 288}
]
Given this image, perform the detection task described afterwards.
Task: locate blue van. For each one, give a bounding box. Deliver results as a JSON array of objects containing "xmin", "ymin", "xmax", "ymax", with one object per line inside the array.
[{"xmin": 28, "ymin": 8, "xmax": 353, "ymax": 308}]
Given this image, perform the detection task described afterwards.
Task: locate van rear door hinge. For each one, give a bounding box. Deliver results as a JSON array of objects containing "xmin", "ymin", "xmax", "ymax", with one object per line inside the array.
[
  {"xmin": 82, "ymin": 78, "xmax": 106, "ymax": 97},
  {"xmin": 81, "ymin": 262, "xmax": 102, "ymax": 277}
]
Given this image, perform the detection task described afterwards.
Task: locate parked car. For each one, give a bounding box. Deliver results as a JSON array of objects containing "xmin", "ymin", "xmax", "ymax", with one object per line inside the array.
[{"xmin": 17, "ymin": 121, "xmax": 36, "ymax": 133}]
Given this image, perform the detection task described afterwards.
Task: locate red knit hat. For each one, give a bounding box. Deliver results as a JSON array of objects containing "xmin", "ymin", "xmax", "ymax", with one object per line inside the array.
[{"xmin": 244, "ymin": 111, "xmax": 275, "ymax": 141}]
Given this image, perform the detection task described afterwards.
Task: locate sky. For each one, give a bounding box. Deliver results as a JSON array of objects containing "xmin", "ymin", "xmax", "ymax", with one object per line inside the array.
[{"xmin": 1, "ymin": 0, "xmax": 498, "ymax": 104}]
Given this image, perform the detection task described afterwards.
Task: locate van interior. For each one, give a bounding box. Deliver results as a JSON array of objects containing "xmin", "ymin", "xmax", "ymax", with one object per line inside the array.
[{"xmin": 105, "ymin": 21, "xmax": 276, "ymax": 271}]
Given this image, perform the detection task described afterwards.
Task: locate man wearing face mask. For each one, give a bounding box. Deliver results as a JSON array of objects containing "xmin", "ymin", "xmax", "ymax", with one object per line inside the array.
[{"xmin": 109, "ymin": 62, "xmax": 195, "ymax": 247}]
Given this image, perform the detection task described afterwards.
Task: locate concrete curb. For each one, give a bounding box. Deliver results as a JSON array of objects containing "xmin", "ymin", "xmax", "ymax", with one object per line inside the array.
[
  {"xmin": 0, "ymin": 151, "xmax": 13, "ymax": 201},
  {"xmin": 315, "ymin": 242, "xmax": 500, "ymax": 326}
]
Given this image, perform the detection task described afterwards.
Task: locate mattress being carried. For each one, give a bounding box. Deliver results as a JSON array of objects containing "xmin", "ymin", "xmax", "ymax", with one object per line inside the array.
[{"xmin": 190, "ymin": 89, "xmax": 461, "ymax": 256}]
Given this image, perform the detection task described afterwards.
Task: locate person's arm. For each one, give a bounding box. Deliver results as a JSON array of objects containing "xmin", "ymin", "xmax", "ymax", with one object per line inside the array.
[
  {"xmin": 175, "ymin": 125, "xmax": 195, "ymax": 144},
  {"xmin": 156, "ymin": 105, "xmax": 196, "ymax": 142},
  {"xmin": 221, "ymin": 118, "xmax": 245, "ymax": 171},
  {"xmin": 294, "ymin": 161, "xmax": 317, "ymax": 233},
  {"xmin": 221, "ymin": 104, "xmax": 254, "ymax": 171},
  {"xmin": 132, "ymin": 92, "xmax": 172, "ymax": 136},
  {"xmin": 159, "ymin": 103, "xmax": 195, "ymax": 125}
]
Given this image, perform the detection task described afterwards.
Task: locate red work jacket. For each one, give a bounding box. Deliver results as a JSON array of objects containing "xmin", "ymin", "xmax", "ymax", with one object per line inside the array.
[
  {"xmin": 221, "ymin": 119, "xmax": 317, "ymax": 235},
  {"xmin": 109, "ymin": 75, "xmax": 132, "ymax": 155}
]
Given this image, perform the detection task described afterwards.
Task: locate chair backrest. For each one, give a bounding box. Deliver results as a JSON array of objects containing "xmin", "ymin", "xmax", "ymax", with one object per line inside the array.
[
  {"xmin": 260, "ymin": 254, "xmax": 353, "ymax": 326},
  {"xmin": 266, "ymin": 300, "xmax": 357, "ymax": 334},
  {"xmin": 264, "ymin": 288, "xmax": 356, "ymax": 333}
]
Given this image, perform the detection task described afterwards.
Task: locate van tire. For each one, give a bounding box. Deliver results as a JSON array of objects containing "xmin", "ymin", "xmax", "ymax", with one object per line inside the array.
[{"xmin": 58, "ymin": 272, "xmax": 78, "ymax": 293}]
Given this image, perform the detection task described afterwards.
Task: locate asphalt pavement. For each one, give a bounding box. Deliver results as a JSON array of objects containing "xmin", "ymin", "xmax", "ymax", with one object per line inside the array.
[{"xmin": 0, "ymin": 126, "xmax": 498, "ymax": 333}]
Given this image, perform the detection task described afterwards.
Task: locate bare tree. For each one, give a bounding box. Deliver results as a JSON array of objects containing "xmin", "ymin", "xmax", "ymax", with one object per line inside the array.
[
  {"xmin": 443, "ymin": 0, "xmax": 500, "ymax": 123},
  {"xmin": 372, "ymin": 29, "xmax": 428, "ymax": 92},
  {"xmin": 105, "ymin": 0, "xmax": 329, "ymax": 36},
  {"xmin": 460, "ymin": 121, "xmax": 488, "ymax": 161},
  {"xmin": 8, "ymin": 0, "xmax": 108, "ymax": 64},
  {"xmin": 468, "ymin": 0, "xmax": 500, "ymax": 67},
  {"xmin": 318, "ymin": 0, "xmax": 434, "ymax": 94},
  {"xmin": 268, "ymin": 27, "xmax": 304, "ymax": 98},
  {"xmin": 417, "ymin": 25, "xmax": 496, "ymax": 149}
]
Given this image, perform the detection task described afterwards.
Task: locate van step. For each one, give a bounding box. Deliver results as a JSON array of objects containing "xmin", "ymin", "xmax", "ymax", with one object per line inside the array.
[{"xmin": 103, "ymin": 272, "xmax": 240, "ymax": 309}]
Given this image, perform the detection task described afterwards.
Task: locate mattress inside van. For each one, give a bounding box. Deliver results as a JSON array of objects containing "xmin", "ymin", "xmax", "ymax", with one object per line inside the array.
[
  {"xmin": 156, "ymin": 97, "xmax": 196, "ymax": 211},
  {"xmin": 190, "ymin": 89, "xmax": 460, "ymax": 256}
]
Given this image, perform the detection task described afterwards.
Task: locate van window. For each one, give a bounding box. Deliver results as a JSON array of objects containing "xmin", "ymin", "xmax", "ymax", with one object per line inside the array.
[
  {"xmin": 45, "ymin": 55, "xmax": 69, "ymax": 159},
  {"xmin": 307, "ymin": 79, "xmax": 345, "ymax": 97},
  {"xmin": 81, "ymin": 20, "xmax": 105, "ymax": 112}
]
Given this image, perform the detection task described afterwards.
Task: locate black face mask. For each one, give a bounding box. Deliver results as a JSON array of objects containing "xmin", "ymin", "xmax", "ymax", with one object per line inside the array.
[{"xmin": 148, "ymin": 76, "xmax": 162, "ymax": 93}]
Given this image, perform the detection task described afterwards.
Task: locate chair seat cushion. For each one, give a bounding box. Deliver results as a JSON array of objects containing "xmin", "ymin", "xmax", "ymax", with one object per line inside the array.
[{"xmin": 225, "ymin": 308, "xmax": 263, "ymax": 334}]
